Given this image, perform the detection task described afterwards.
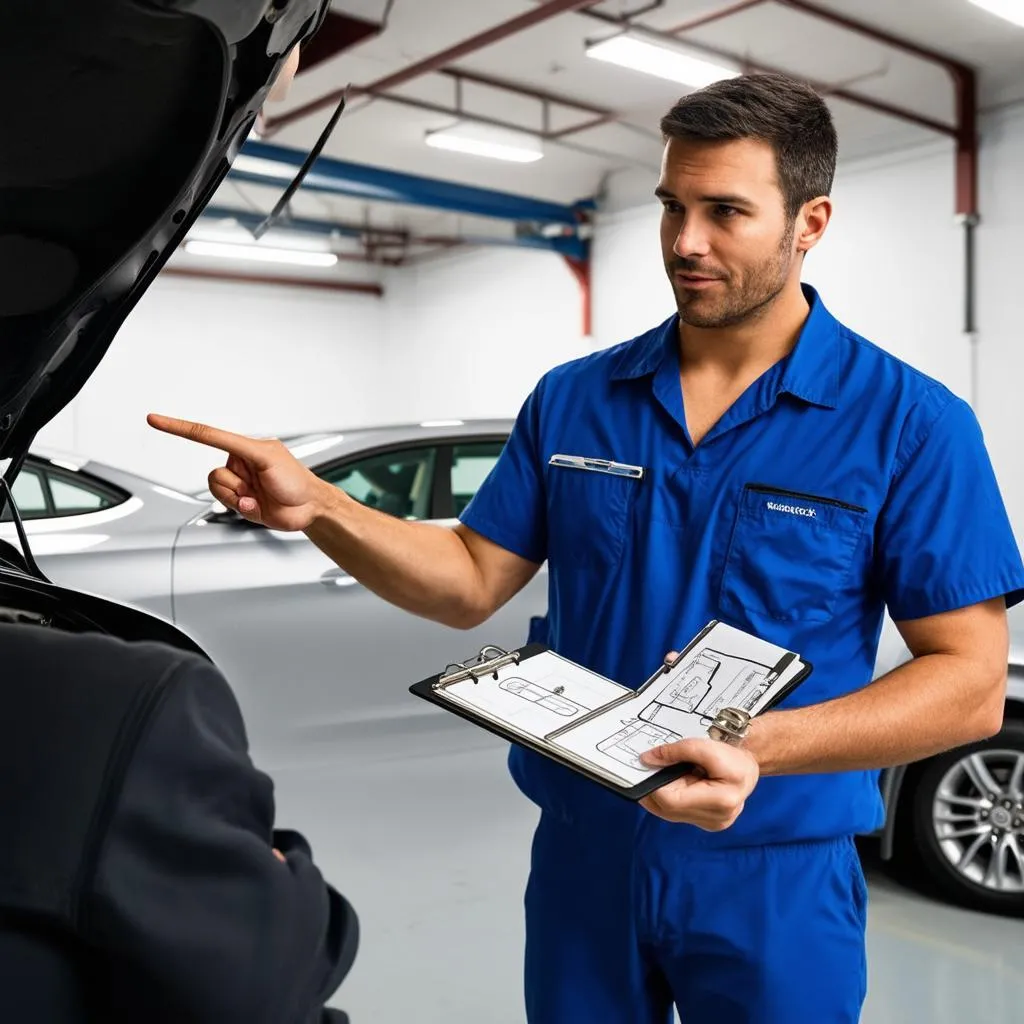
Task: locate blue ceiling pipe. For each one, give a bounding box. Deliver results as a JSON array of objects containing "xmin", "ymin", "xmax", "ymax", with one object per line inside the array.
[
  {"xmin": 218, "ymin": 142, "xmax": 594, "ymax": 326},
  {"xmin": 200, "ymin": 196, "xmax": 590, "ymax": 259},
  {"xmin": 234, "ymin": 140, "xmax": 593, "ymax": 226}
]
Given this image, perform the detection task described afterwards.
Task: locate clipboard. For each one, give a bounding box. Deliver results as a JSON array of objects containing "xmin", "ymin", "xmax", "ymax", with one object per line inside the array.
[{"xmin": 409, "ymin": 619, "xmax": 813, "ymax": 801}]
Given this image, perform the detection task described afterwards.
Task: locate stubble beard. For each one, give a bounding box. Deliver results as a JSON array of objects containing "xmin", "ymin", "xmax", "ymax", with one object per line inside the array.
[{"xmin": 672, "ymin": 221, "xmax": 796, "ymax": 330}]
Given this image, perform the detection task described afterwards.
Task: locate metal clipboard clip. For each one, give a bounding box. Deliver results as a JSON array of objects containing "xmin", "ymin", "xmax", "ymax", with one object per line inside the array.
[
  {"xmin": 434, "ymin": 645, "xmax": 521, "ymax": 690},
  {"xmin": 548, "ymin": 454, "xmax": 645, "ymax": 480}
]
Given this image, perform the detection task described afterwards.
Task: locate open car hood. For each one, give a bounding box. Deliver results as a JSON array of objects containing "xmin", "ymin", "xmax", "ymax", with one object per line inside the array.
[{"xmin": 0, "ymin": 0, "xmax": 330, "ymax": 470}]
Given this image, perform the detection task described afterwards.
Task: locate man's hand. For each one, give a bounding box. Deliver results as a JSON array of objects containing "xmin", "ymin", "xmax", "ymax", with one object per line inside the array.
[
  {"xmin": 639, "ymin": 736, "xmax": 760, "ymax": 830},
  {"xmin": 147, "ymin": 414, "xmax": 331, "ymax": 532}
]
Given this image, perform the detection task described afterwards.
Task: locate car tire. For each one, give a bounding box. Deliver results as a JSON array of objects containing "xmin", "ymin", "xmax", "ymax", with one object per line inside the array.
[{"xmin": 892, "ymin": 720, "xmax": 1024, "ymax": 917}]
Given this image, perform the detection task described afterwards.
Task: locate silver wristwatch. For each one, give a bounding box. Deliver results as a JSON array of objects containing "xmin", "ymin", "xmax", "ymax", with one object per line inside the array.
[{"xmin": 708, "ymin": 707, "xmax": 751, "ymax": 746}]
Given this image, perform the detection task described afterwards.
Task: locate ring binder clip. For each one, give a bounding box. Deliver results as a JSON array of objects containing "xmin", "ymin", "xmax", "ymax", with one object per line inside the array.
[{"xmin": 435, "ymin": 645, "xmax": 521, "ymax": 690}]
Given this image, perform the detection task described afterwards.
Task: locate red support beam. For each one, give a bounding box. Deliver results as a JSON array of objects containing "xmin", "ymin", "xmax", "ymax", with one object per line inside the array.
[
  {"xmin": 265, "ymin": 0, "xmax": 603, "ymax": 134},
  {"xmin": 766, "ymin": 0, "xmax": 977, "ymax": 216},
  {"xmin": 438, "ymin": 67, "xmax": 612, "ymax": 117},
  {"xmin": 547, "ymin": 112, "xmax": 619, "ymax": 139},
  {"xmin": 774, "ymin": 0, "xmax": 973, "ymax": 73},
  {"xmin": 584, "ymin": 9, "xmax": 958, "ymax": 138}
]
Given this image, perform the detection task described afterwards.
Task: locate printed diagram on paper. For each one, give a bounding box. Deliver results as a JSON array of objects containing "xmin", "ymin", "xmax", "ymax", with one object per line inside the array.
[
  {"xmin": 439, "ymin": 653, "xmax": 628, "ymax": 742},
  {"xmin": 498, "ymin": 676, "xmax": 589, "ymax": 718},
  {"xmin": 594, "ymin": 648, "xmax": 772, "ymax": 770},
  {"xmin": 550, "ymin": 626, "xmax": 798, "ymax": 786}
]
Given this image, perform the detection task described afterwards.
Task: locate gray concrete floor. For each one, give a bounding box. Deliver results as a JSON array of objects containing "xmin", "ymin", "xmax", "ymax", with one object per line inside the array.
[{"xmin": 263, "ymin": 711, "xmax": 1024, "ymax": 1024}]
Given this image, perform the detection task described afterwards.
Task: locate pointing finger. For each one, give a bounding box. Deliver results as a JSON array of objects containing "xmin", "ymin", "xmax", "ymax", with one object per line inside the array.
[{"xmin": 148, "ymin": 414, "xmax": 271, "ymax": 466}]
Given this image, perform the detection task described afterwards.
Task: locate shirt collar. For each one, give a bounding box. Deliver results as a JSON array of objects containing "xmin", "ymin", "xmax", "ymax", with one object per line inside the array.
[
  {"xmin": 779, "ymin": 284, "xmax": 840, "ymax": 409},
  {"xmin": 610, "ymin": 283, "xmax": 840, "ymax": 410},
  {"xmin": 609, "ymin": 315, "xmax": 677, "ymax": 381}
]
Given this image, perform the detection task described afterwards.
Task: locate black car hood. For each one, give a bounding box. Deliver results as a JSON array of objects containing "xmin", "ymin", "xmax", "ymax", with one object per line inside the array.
[{"xmin": 0, "ymin": 0, "xmax": 330, "ymax": 469}]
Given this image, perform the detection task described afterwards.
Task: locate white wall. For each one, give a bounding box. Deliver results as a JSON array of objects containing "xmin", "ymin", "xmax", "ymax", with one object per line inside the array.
[
  {"xmin": 383, "ymin": 244, "xmax": 590, "ymax": 422},
  {"xmin": 38, "ymin": 276, "xmax": 390, "ymax": 492},
  {"xmin": 37, "ymin": 244, "xmax": 589, "ymax": 492},
  {"xmin": 591, "ymin": 104, "xmax": 1024, "ymax": 537}
]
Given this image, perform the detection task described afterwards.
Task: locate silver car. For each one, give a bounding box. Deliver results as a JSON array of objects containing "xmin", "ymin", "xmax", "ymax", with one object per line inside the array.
[
  {"xmin": 7, "ymin": 427, "xmax": 1023, "ymax": 916},
  {"xmin": 3, "ymin": 423, "xmax": 549, "ymax": 757}
]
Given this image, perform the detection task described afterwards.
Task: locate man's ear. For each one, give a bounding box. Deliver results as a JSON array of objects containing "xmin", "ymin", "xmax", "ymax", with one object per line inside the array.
[{"xmin": 795, "ymin": 196, "xmax": 833, "ymax": 254}]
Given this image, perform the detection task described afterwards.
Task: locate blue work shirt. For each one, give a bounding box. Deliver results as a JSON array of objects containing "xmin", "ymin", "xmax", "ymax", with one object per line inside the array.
[{"xmin": 460, "ymin": 284, "xmax": 1024, "ymax": 848}]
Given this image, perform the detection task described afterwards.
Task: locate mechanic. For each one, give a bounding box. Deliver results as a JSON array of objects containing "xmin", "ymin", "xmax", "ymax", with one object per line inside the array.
[{"xmin": 149, "ymin": 73, "xmax": 1024, "ymax": 1024}]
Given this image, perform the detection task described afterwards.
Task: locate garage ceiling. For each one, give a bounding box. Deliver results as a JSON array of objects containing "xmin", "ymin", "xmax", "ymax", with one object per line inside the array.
[{"xmin": 195, "ymin": 0, "xmax": 1024, "ymax": 269}]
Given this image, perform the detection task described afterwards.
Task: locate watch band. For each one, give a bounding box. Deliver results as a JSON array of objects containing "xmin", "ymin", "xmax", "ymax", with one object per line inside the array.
[{"xmin": 707, "ymin": 707, "xmax": 751, "ymax": 746}]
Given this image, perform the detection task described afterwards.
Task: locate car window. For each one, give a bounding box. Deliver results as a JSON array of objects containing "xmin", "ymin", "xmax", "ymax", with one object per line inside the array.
[
  {"xmin": 0, "ymin": 463, "xmax": 125, "ymax": 523},
  {"xmin": 450, "ymin": 441, "xmax": 505, "ymax": 517},
  {"xmin": 320, "ymin": 447, "xmax": 437, "ymax": 521},
  {"xmin": 1, "ymin": 467, "xmax": 48, "ymax": 521},
  {"xmin": 49, "ymin": 474, "xmax": 119, "ymax": 514}
]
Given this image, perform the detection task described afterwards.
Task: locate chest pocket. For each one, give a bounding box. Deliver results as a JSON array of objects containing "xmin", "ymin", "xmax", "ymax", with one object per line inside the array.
[
  {"xmin": 719, "ymin": 484, "xmax": 868, "ymax": 623},
  {"xmin": 546, "ymin": 459, "xmax": 641, "ymax": 570}
]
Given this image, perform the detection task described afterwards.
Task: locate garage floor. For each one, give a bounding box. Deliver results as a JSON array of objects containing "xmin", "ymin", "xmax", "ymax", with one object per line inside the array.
[{"xmin": 264, "ymin": 711, "xmax": 1024, "ymax": 1024}]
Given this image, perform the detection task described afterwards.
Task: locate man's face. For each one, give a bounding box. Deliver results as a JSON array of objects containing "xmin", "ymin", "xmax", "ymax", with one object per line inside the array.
[{"xmin": 657, "ymin": 137, "xmax": 799, "ymax": 329}]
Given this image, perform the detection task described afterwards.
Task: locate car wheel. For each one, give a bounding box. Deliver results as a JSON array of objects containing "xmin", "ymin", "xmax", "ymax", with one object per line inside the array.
[{"xmin": 893, "ymin": 720, "xmax": 1024, "ymax": 916}]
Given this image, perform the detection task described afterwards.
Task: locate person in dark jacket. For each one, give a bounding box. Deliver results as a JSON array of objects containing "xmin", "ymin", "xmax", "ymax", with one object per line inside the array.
[{"xmin": 0, "ymin": 624, "xmax": 357, "ymax": 1023}]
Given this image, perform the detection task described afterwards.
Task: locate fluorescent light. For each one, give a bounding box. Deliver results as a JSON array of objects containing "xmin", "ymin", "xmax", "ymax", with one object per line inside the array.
[
  {"xmin": 231, "ymin": 154, "xmax": 295, "ymax": 180},
  {"xmin": 188, "ymin": 221, "xmax": 332, "ymax": 253},
  {"xmin": 586, "ymin": 34, "xmax": 739, "ymax": 88},
  {"xmin": 967, "ymin": 0, "xmax": 1024, "ymax": 27},
  {"xmin": 183, "ymin": 240, "xmax": 339, "ymax": 267},
  {"xmin": 425, "ymin": 123, "xmax": 543, "ymax": 164}
]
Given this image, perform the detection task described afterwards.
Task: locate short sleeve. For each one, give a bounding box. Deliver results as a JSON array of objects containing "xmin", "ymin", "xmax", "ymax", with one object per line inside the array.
[
  {"xmin": 458, "ymin": 381, "xmax": 547, "ymax": 564},
  {"xmin": 876, "ymin": 393, "xmax": 1024, "ymax": 620}
]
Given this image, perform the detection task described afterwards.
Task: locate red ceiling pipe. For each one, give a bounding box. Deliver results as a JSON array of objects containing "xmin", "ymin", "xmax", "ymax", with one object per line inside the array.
[
  {"xmin": 564, "ymin": 257, "xmax": 592, "ymax": 338},
  {"xmin": 163, "ymin": 266, "xmax": 384, "ymax": 296},
  {"xmin": 265, "ymin": 0, "xmax": 604, "ymax": 134}
]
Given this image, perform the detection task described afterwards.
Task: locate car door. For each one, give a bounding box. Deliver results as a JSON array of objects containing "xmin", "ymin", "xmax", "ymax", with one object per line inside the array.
[{"xmin": 170, "ymin": 437, "xmax": 548, "ymax": 760}]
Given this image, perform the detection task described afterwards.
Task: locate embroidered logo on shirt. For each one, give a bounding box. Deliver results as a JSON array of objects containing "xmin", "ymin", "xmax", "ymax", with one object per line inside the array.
[{"xmin": 766, "ymin": 501, "xmax": 816, "ymax": 518}]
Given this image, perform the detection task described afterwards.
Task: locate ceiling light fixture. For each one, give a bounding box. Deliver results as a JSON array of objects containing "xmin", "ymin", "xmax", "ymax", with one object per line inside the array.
[
  {"xmin": 183, "ymin": 240, "xmax": 339, "ymax": 267},
  {"xmin": 188, "ymin": 221, "xmax": 333, "ymax": 253},
  {"xmin": 424, "ymin": 123, "xmax": 544, "ymax": 164},
  {"xmin": 585, "ymin": 33, "xmax": 740, "ymax": 88},
  {"xmin": 966, "ymin": 0, "xmax": 1024, "ymax": 28}
]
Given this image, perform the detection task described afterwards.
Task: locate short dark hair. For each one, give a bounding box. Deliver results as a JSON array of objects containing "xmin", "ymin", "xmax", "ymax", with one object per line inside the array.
[{"xmin": 659, "ymin": 72, "xmax": 837, "ymax": 219}]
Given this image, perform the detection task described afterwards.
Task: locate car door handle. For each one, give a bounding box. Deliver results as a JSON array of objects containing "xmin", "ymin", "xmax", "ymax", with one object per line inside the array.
[{"xmin": 320, "ymin": 568, "xmax": 360, "ymax": 588}]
